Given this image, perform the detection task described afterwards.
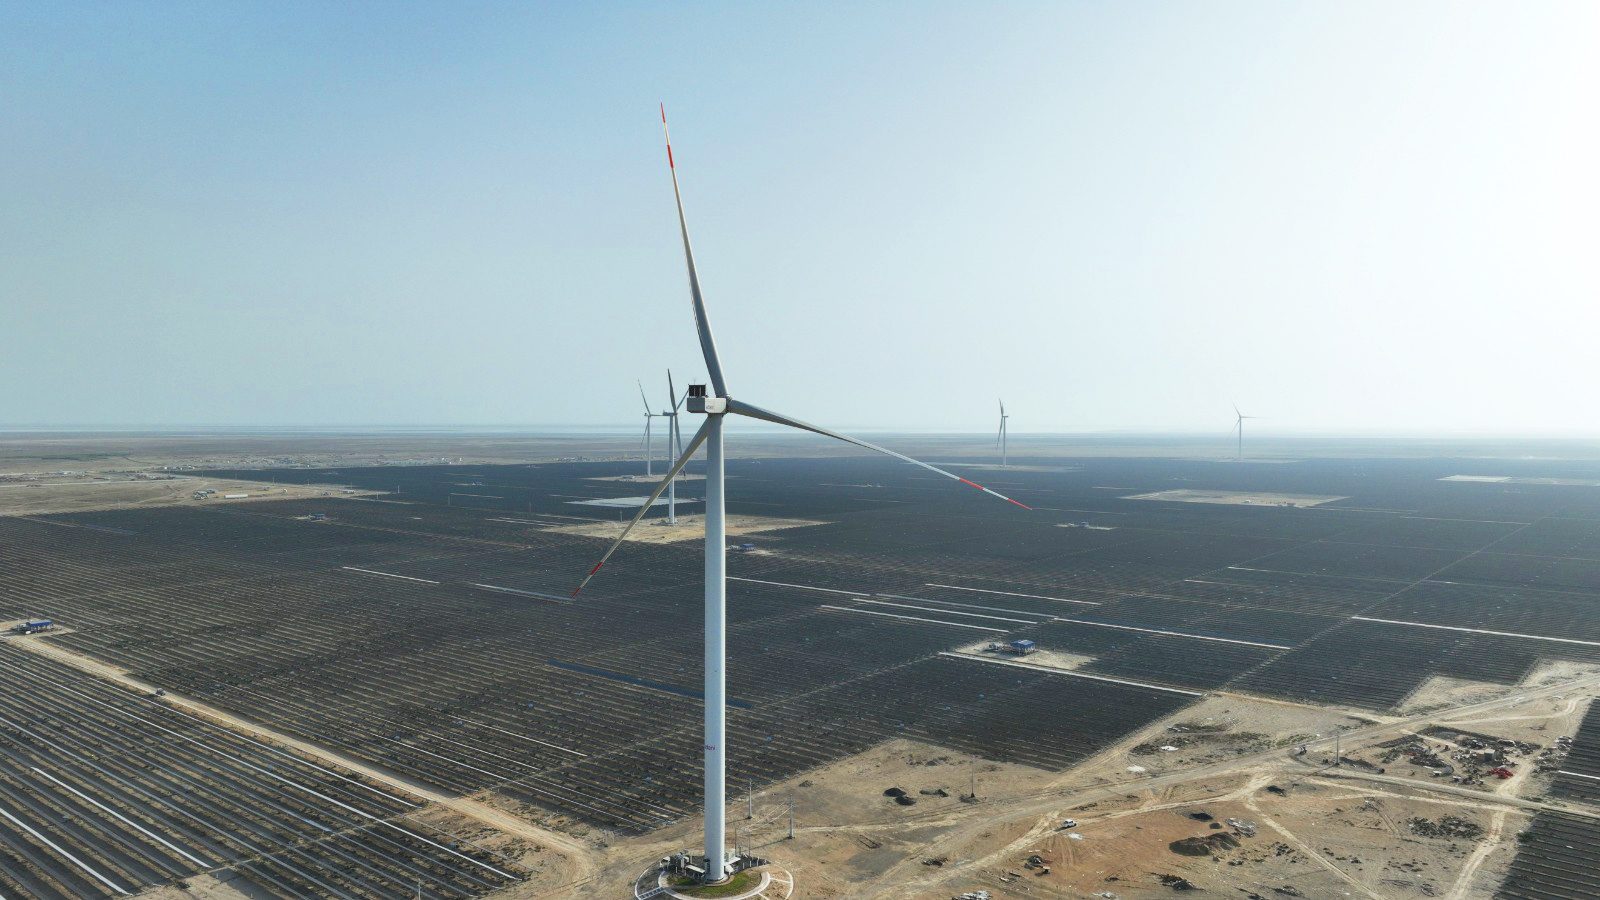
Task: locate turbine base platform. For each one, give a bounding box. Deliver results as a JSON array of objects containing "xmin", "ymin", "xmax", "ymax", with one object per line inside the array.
[{"xmin": 632, "ymin": 855, "xmax": 793, "ymax": 900}]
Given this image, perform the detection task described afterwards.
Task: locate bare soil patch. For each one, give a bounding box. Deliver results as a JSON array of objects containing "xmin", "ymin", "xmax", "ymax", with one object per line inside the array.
[
  {"xmin": 947, "ymin": 641, "xmax": 1094, "ymax": 672},
  {"xmin": 1123, "ymin": 488, "xmax": 1348, "ymax": 507},
  {"xmin": 0, "ymin": 474, "xmax": 374, "ymax": 516}
]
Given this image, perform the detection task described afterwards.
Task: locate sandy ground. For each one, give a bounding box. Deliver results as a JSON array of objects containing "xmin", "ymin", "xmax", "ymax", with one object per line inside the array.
[
  {"xmin": 1401, "ymin": 660, "xmax": 1600, "ymax": 716},
  {"xmin": 135, "ymin": 872, "xmax": 261, "ymax": 899},
  {"xmin": 0, "ymin": 474, "xmax": 374, "ymax": 516},
  {"xmin": 947, "ymin": 641, "xmax": 1095, "ymax": 672},
  {"xmin": 919, "ymin": 771, "xmax": 1516, "ymax": 900},
  {"xmin": 1122, "ymin": 489, "xmax": 1349, "ymax": 508},
  {"xmin": 565, "ymin": 660, "xmax": 1600, "ymax": 899},
  {"xmin": 0, "ymin": 433, "xmax": 656, "ymax": 475},
  {"xmin": 1440, "ymin": 475, "xmax": 1600, "ymax": 487},
  {"xmin": 1399, "ymin": 675, "xmax": 1520, "ymax": 716},
  {"xmin": 548, "ymin": 514, "xmax": 827, "ymax": 544},
  {"xmin": 1098, "ymin": 693, "xmax": 1376, "ymax": 779}
]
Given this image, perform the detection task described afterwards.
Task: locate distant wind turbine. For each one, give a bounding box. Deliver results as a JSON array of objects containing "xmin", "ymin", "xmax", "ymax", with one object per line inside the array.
[
  {"xmin": 639, "ymin": 380, "xmax": 664, "ymax": 477},
  {"xmin": 1231, "ymin": 404, "xmax": 1259, "ymax": 461},
  {"xmin": 571, "ymin": 105, "xmax": 1032, "ymax": 884},
  {"xmin": 661, "ymin": 370, "xmax": 687, "ymax": 524},
  {"xmin": 997, "ymin": 400, "xmax": 1010, "ymax": 468}
]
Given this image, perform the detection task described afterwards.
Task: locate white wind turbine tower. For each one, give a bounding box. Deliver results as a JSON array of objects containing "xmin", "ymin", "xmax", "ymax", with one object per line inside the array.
[
  {"xmin": 638, "ymin": 380, "xmax": 664, "ymax": 477},
  {"xmin": 661, "ymin": 370, "xmax": 687, "ymax": 525},
  {"xmin": 572, "ymin": 106, "xmax": 1032, "ymax": 884},
  {"xmin": 1231, "ymin": 403, "xmax": 1259, "ymax": 461},
  {"xmin": 996, "ymin": 399, "xmax": 1010, "ymax": 468}
]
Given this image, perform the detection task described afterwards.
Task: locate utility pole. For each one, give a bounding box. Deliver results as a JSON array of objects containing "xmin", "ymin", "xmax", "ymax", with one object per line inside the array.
[
  {"xmin": 1334, "ymin": 730, "xmax": 1341, "ymax": 768},
  {"xmin": 747, "ymin": 777, "xmax": 753, "ymax": 819},
  {"xmin": 787, "ymin": 796, "xmax": 795, "ymax": 840}
]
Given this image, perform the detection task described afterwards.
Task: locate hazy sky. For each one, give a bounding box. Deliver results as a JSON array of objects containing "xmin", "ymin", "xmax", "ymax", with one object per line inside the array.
[{"xmin": 2, "ymin": 2, "xmax": 1595, "ymax": 433}]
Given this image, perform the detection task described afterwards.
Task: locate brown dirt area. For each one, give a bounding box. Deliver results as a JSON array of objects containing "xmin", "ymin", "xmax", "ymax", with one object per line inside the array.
[
  {"xmin": 0, "ymin": 474, "xmax": 375, "ymax": 516},
  {"xmin": 947, "ymin": 641, "xmax": 1096, "ymax": 672},
  {"xmin": 1402, "ymin": 660, "xmax": 1600, "ymax": 716},
  {"xmin": 1122, "ymin": 489, "xmax": 1348, "ymax": 508},
  {"xmin": 925, "ymin": 773, "xmax": 1502, "ymax": 900},
  {"xmin": 567, "ymin": 667, "xmax": 1600, "ymax": 899}
]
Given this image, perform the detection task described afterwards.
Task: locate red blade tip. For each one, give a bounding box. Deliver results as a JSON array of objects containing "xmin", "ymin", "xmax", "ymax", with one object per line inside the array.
[
  {"xmin": 957, "ymin": 476, "xmax": 1031, "ymax": 510},
  {"xmin": 573, "ymin": 560, "xmax": 607, "ymax": 595}
]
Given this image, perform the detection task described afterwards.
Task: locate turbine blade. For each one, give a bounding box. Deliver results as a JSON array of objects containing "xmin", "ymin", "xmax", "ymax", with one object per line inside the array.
[
  {"xmin": 669, "ymin": 370, "xmax": 685, "ymax": 412},
  {"xmin": 661, "ymin": 105, "xmax": 728, "ymax": 397},
  {"xmin": 727, "ymin": 399, "xmax": 1031, "ymax": 510},
  {"xmin": 999, "ymin": 399, "xmax": 1005, "ymax": 417},
  {"xmin": 639, "ymin": 380, "xmax": 653, "ymax": 414},
  {"xmin": 573, "ymin": 418, "xmax": 711, "ymax": 596}
]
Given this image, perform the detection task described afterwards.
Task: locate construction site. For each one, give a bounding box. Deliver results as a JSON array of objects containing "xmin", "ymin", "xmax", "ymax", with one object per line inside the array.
[{"xmin": 0, "ymin": 433, "xmax": 1592, "ymax": 898}]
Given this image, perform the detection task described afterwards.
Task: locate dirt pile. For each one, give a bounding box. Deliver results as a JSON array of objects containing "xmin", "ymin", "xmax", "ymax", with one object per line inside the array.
[
  {"xmin": 1169, "ymin": 833, "xmax": 1241, "ymax": 856},
  {"xmin": 1535, "ymin": 735, "xmax": 1574, "ymax": 773},
  {"xmin": 1132, "ymin": 720, "xmax": 1272, "ymax": 759},
  {"xmin": 1406, "ymin": 816, "xmax": 1484, "ymax": 840},
  {"xmin": 1380, "ymin": 728, "xmax": 1549, "ymax": 785}
]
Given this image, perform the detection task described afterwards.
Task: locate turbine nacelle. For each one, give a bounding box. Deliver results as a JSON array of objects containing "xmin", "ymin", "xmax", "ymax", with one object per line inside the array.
[{"xmin": 685, "ymin": 384, "xmax": 727, "ymax": 414}]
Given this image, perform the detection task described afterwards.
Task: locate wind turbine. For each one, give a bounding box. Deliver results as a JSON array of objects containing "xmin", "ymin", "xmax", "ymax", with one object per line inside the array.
[
  {"xmin": 1231, "ymin": 404, "xmax": 1258, "ymax": 461},
  {"xmin": 996, "ymin": 400, "xmax": 1009, "ymax": 468},
  {"xmin": 661, "ymin": 370, "xmax": 687, "ymax": 524},
  {"xmin": 639, "ymin": 381, "xmax": 663, "ymax": 477},
  {"xmin": 571, "ymin": 106, "xmax": 1032, "ymax": 884}
]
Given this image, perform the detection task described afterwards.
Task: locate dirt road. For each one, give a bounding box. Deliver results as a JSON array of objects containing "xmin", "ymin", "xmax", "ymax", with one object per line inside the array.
[{"xmin": 859, "ymin": 673, "xmax": 1600, "ymax": 898}]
